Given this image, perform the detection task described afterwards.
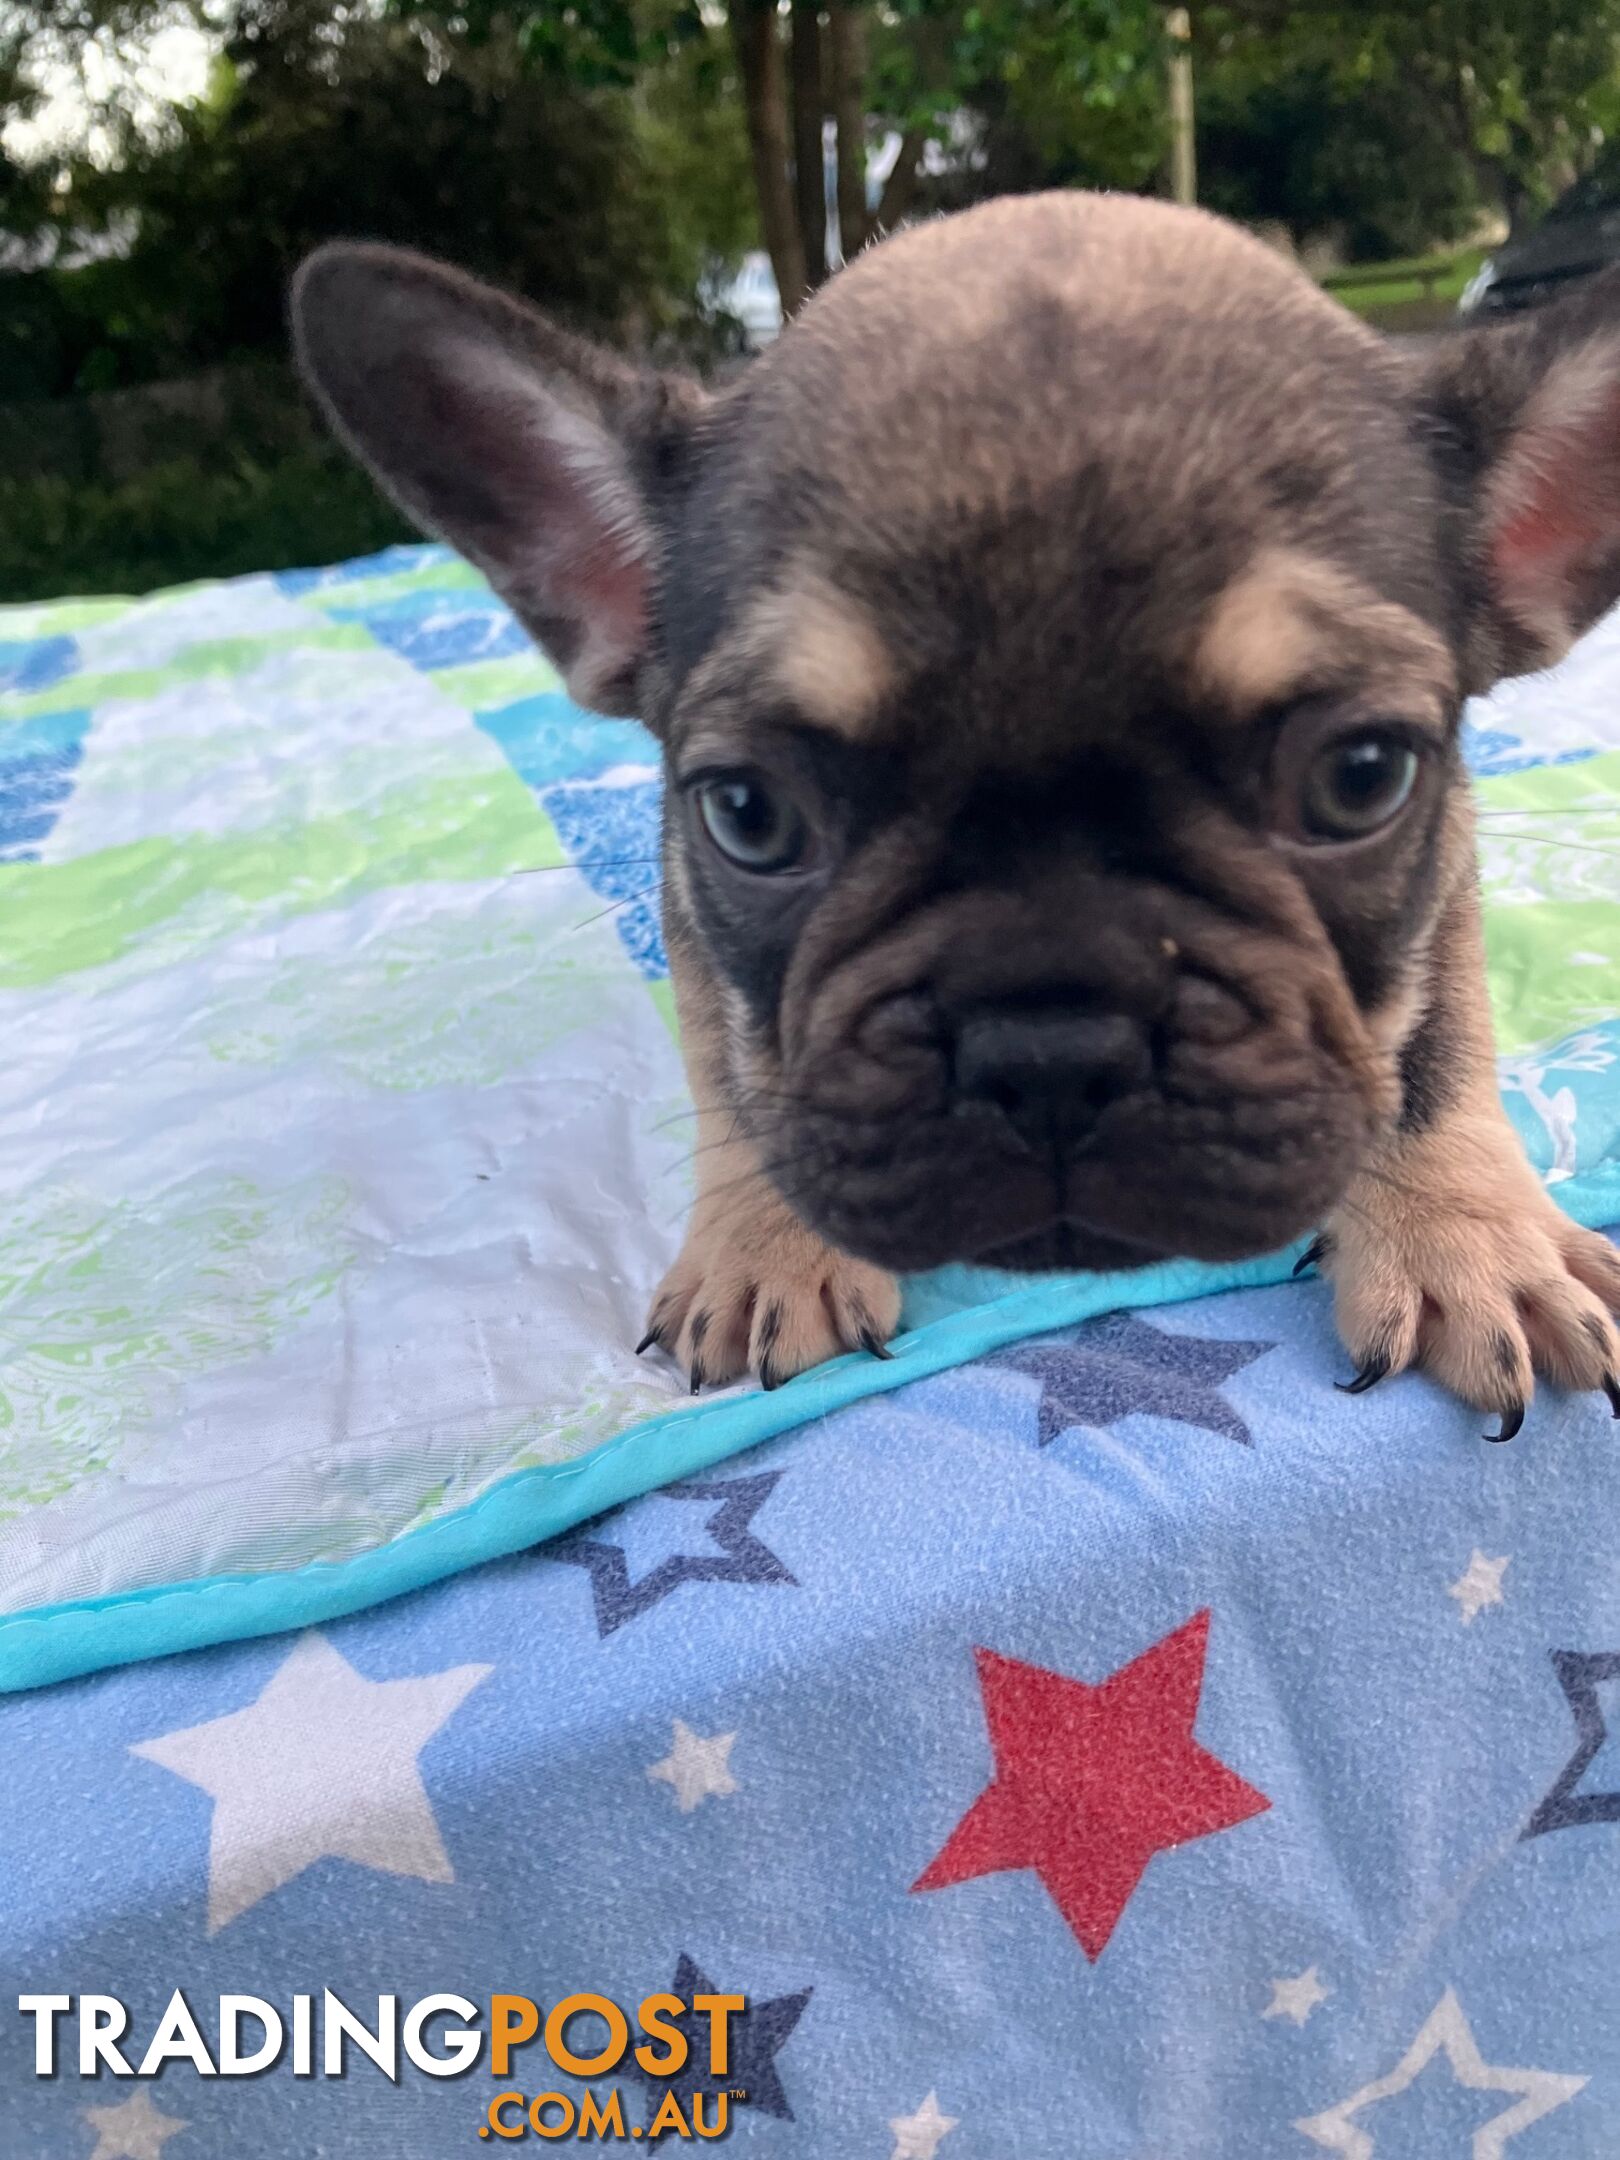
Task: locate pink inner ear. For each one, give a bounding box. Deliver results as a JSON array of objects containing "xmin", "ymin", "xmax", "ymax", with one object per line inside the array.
[
  {"xmin": 533, "ymin": 447, "xmax": 649, "ymax": 707},
  {"xmin": 415, "ymin": 336, "xmax": 653, "ymax": 708},
  {"xmin": 553, "ymin": 520, "xmax": 648, "ymax": 647},
  {"xmin": 1489, "ymin": 376, "xmax": 1620, "ymax": 628}
]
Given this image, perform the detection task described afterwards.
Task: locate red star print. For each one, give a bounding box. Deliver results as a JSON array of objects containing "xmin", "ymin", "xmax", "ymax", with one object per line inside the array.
[{"xmin": 912, "ymin": 1610, "xmax": 1269, "ymax": 1960}]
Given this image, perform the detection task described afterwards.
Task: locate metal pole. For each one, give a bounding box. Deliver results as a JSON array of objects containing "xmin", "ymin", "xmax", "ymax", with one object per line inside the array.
[{"xmin": 1167, "ymin": 6, "xmax": 1196, "ymax": 207}]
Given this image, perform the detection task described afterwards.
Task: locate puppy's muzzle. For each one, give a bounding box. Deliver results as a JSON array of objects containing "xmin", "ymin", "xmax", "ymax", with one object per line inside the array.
[
  {"xmin": 769, "ymin": 856, "xmax": 1386, "ymax": 1275},
  {"xmin": 953, "ymin": 1002, "xmax": 1152, "ymax": 1143}
]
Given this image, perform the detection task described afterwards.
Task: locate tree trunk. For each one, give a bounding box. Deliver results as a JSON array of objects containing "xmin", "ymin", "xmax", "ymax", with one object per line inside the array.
[
  {"xmin": 731, "ymin": 0, "xmax": 809, "ymax": 316},
  {"xmin": 1457, "ymin": 134, "xmax": 1528, "ymax": 240},
  {"xmin": 874, "ymin": 125, "xmax": 927, "ymax": 232},
  {"xmin": 790, "ymin": 0, "xmax": 827, "ymax": 290},
  {"xmin": 1500, "ymin": 120, "xmax": 1539, "ymax": 237},
  {"xmin": 1165, "ymin": 5, "xmax": 1196, "ymax": 206},
  {"xmin": 1500, "ymin": 169, "xmax": 1533, "ymax": 240},
  {"xmin": 827, "ymin": 0, "xmax": 868, "ymax": 265}
]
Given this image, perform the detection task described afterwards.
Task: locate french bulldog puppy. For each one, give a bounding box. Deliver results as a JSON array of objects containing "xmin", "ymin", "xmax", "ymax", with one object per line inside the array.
[{"xmin": 293, "ymin": 192, "xmax": 1620, "ymax": 1438}]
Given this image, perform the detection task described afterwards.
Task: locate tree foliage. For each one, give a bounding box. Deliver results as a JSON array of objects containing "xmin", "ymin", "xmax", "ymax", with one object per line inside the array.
[
  {"xmin": 1213, "ymin": 0, "xmax": 1620, "ymax": 235},
  {"xmin": 869, "ymin": 0, "xmax": 1167, "ymax": 203},
  {"xmin": 6, "ymin": 0, "xmax": 1620, "ymax": 402},
  {"xmin": 1, "ymin": 0, "xmax": 754, "ymax": 394}
]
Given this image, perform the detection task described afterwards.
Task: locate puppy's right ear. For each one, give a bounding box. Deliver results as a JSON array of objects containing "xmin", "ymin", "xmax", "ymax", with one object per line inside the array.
[{"xmin": 291, "ymin": 243, "xmax": 704, "ymax": 715}]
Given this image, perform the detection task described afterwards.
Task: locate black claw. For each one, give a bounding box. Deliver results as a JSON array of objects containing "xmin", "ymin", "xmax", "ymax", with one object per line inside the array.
[
  {"xmin": 758, "ymin": 1361, "xmax": 781, "ymax": 1392},
  {"xmin": 689, "ymin": 1361, "xmax": 706, "ymax": 1395},
  {"xmin": 1293, "ymin": 1234, "xmax": 1329, "ymax": 1279},
  {"xmin": 859, "ymin": 1328, "xmax": 895, "ymax": 1361},
  {"xmin": 1603, "ymin": 1375, "xmax": 1620, "ymax": 1419},
  {"xmin": 755, "ymin": 1299, "xmax": 785, "ymax": 1364},
  {"xmin": 635, "ymin": 1329, "xmax": 662, "ymax": 1357},
  {"xmin": 1335, "ymin": 1358, "xmax": 1389, "ymax": 1395},
  {"xmin": 1485, "ymin": 1400, "xmax": 1525, "ymax": 1444}
]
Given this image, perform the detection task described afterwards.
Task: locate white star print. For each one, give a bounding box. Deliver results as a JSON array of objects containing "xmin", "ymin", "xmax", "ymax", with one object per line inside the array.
[
  {"xmin": 130, "ymin": 1631, "xmax": 491, "ymax": 1931},
  {"xmin": 1450, "ymin": 1551, "xmax": 1510, "ymax": 1624},
  {"xmin": 1264, "ymin": 1967, "xmax": 1331, "ymax": 2026},
  {"xmin": 1295, "ymin": 1988, "xmax": 1586, "ymax": 2157},
  {"xmin": 646, "ymin": 1719, "xmax": 738, "ymax": 1813},
  {"xmin": 889, "ymin": 2091, "xmax": 959, "ymax": 2159},
  {"xmin": 83, "ymin": 2090, "xmax": 187, "ymax": 2160}
]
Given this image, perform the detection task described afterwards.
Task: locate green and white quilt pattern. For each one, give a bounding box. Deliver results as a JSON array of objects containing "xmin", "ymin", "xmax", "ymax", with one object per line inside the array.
[{"xmin": 1, "ymin": 544, "xmax": 1616, "ymax": 1691}]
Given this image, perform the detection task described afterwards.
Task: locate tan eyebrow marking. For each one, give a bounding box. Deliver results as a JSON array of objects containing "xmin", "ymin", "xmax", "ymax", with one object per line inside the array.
[
  {"xmin": 1194, "ymin": 548, "xmax": 1455, "ymax": 716},
  {"xmin": 737, "ymin": 574, "xmax": 899, "ymax": 738}
]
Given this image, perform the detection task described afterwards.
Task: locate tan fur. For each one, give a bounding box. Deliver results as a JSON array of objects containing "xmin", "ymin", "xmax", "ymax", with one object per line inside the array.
[
  {"xmin": 670, "ymin": 575, "xmax": 898, "ymax": 752},
  {"xmin": 1361, "ymin": 967, "xmax": 1426, "ymax": 1061},
  {"xmin": 1362, "ymin": 791, "xmax": 1476, "ymax": 1056},
  {"xmin": 1325, "ymin": 885, "xmax": 1620, "ymax": 1413},
  {"xmin": 1193, "ymin": 557, "xmax": 1322, "ymax": 711},
  {"xmin": 741, "ymin": 575, "xmax": 898, "ymax": 736},
  {"xmin": 646, "ymin": 930, "xmax": 900, "ymax": 1386},
  {"xmin": 1193, "ymin": 549, "xmax": 1456, "ymax": 718}
]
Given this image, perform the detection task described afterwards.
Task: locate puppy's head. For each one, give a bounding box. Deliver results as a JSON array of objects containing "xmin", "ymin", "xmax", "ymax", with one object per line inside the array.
[{"xmin": 293, "ymin": 197, "xmax": 1620, "ymax": 1273}]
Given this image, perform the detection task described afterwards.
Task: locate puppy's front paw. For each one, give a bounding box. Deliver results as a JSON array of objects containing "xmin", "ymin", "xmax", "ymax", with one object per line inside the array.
[
  {"xmin": 1322, "ymin": 1172, "xmax": 1620, "ymax": 1438},
  {"xmin": 642, "ymin": 1184, "xmax": 901, "ymax": 1393}
]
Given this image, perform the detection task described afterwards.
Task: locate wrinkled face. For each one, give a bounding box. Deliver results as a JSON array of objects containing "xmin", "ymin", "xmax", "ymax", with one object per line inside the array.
[
  {"xmin": 660, "ymin": 560, "xmax": 1459, "ymax": 1273},
  {"xmin": 296, "ymin": 195, "xmax": 1620, "ymax": 1279},
  {"xmin": 651, "ymin": 215, "xmax": 1466, "ymax": 1272}
]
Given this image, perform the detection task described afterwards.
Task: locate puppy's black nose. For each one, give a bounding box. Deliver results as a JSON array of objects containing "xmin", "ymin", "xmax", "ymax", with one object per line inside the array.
[{"xmin": 954, "ymin": 1005, "xmax": 1151, "ymax": 1132}]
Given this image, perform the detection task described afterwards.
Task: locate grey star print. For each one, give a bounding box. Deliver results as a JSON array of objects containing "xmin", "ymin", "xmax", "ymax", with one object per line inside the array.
[
  {"xmin": 988, "ymin": 1311, "xmax": 1275, "ymax": 1447},
  {"xmin": 1523, "ymin": 1649, "xmax": 1620, "ymax": 1839},
  {"xmin": 548, "ymin": 1471, "xmax": 796, "ymax": 1637}
]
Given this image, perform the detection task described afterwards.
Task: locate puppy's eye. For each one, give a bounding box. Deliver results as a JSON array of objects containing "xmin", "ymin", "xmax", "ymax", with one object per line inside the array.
[
  {"xmin": 1297, "ymin": 732, "xmax": 1419, "ymax": 842},
  {"xmin": 694, "ymin": 771, "xmax": 808, "ymax": 873}
]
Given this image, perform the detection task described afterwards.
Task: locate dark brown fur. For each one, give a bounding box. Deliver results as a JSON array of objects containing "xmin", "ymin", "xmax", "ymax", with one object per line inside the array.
[{"xmin": 293, "ymin": 194, "xmax": 1620, "ymax": 1416}]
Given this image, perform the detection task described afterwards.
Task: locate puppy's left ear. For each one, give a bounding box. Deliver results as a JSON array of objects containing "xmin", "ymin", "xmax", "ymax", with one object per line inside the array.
[
  {"xmin": 292, "ymin": 242, "xmax": 706, "ymax": 716},
  {"xmin": 1416, "ymin": 266, "xmax": 1620, "ymax": 674}
]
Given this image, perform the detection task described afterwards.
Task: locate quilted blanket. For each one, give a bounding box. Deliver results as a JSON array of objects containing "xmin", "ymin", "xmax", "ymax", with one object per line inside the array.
[
  {"xmin": 5, "ymin": 1262, "xmax": 1620, "ymax": 2157},
  {"xmin": 2, "ymin": 545, "xmax": 1618, "ymax": 1694}
]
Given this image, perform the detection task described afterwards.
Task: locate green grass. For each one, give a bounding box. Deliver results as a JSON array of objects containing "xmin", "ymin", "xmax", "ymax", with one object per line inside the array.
[
  {"xmin": 1322, "ymin": 246, "xmax": 1486, "ymax": 316},
  {"xmin": 0, "ymin": 449, "xmax": 410, "ymax": 604}
]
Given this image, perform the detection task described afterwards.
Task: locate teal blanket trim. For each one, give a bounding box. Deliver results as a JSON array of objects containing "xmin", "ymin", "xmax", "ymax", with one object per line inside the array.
[{"xmin": 6, "ymin": 1158, "xmax": 1618, "ymax": 1694}]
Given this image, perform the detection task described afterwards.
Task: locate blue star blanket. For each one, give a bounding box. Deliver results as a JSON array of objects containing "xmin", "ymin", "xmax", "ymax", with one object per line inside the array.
[
  {"xmin": 4, "ymin": 1262, "xmax": 1620, "ymax": 2155},
  {"xmin": 2, "ymin": 546, "xmax": 1620, "ymax": 1694}
]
